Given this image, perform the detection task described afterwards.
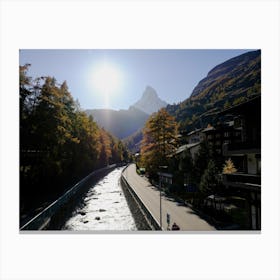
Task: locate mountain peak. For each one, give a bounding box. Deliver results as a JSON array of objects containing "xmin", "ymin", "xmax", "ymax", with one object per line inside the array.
[
  {"xmin": 132, "ymin": 86, "xmax": 168, "ymax": 115},
  {"xmin": 142, "ymin": 86, "xmax": 158, "ymax": 98}
]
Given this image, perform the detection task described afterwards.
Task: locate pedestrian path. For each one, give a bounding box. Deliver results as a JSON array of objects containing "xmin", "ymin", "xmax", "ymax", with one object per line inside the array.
[{"xmin": 123, "ymin": 164, "xmax": 216, "ymax": 231}]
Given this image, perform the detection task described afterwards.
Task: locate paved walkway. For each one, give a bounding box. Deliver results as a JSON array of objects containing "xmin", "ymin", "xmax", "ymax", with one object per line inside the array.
[{"xmin": 123, "ymin": 164, "xmax": 216, "ymax": 231}]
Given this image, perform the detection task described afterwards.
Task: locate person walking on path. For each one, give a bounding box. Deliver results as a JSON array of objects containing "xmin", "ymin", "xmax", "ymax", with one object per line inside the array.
[{"xmin": 171, "ymin": 222, "xmax": 180, "ymax": 230}]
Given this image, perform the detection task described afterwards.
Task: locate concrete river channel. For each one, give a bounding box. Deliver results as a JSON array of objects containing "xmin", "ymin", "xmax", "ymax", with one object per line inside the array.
[{"xmin": 62, "ymin": 167, "xmax": 138, "ymax": 231}]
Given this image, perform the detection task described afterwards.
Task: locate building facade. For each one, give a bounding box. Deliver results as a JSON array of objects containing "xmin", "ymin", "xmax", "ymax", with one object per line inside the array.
[{"xmin": 221, "ymin": 96, "xmax": 261, "ymax": 229}]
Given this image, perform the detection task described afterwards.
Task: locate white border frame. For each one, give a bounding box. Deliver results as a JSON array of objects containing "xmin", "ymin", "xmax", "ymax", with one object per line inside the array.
[{"xmin": 1, "ymin": 1, "xmax": 280, "ymax": 279}]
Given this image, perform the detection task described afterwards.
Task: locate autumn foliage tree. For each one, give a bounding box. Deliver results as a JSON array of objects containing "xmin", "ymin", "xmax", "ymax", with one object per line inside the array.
[
  {"xmin": 222, "ymin": 158, "xmax": 237, "ymax": 174},
  {"xmin": 20, "ymin": 64, "xmax": 129, "ymax": 217},
  {"xmin": 140, "ymin": 108, "xmax": 178, "ymax": 177},
  {"xmin": 99, "ymin": 128, "xmax": 112, "ymax": 166}
]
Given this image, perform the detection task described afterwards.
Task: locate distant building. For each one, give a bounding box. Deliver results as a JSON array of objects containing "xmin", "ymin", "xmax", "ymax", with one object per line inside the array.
[
  {"xmin": 174, "ymin": 142, "xmax": 200, "ymax": 160},
  {"xmin": 186, "ymin": 128, "xmax": 205, "ymax": 144},
  {"xmin": 202, "ymin": 121, "xmax": 242, "ymax": 156}
]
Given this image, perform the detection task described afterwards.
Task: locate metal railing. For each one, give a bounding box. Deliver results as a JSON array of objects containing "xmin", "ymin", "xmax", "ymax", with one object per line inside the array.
[
  {"xmin": 223, "ymin": 173, "xmax": 261, "ymax": 185},
  {"xmin": 223, "ymin": 141, "xmax": 261, "ymax": 155}
]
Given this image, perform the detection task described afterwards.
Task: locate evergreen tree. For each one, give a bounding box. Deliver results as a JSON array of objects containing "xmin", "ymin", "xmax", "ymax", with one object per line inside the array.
[
  {"xmin": 193, "ymin": 140, "xmax": 213, "ymax": 184},
  {"xmin": 179, "ymin": 149, "xmax": 193, "ymax": 172},
  {"xmin": 199, "ymin": 160, "xmax": 220, "ymax": 195}
]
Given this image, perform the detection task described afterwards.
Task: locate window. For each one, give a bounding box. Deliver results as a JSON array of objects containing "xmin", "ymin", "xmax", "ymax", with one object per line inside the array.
[{"xmin": 235, "ymin": 131, "xmax": 241, "ymax": 137}]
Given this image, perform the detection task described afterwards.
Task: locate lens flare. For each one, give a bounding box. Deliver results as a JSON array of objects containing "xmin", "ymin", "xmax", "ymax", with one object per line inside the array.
[{"xmin": 92, "ymin": 62, "xmax": 123, "ymax": 95}]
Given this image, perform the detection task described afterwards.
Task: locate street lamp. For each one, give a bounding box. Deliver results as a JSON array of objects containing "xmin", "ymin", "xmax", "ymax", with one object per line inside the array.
[
  {"xmin": 159, "ymin": 174, "xmax": 162, "ymax": 228},
  {"xmin": 158, "ymin": 165, "xmax": 168, "ymax": 229}
]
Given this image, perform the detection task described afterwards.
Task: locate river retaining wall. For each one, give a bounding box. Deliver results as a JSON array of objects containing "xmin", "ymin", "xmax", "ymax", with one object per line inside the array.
[{"xmin": 120, "ymin": 166, "xmax": 161, "ymax": 231}]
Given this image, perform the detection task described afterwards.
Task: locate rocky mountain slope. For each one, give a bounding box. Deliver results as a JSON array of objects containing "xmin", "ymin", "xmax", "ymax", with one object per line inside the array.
[
  {"xmin": 191, "ymin": 50, "xmax": 260, "ymax": 100},
  {"xmin": 167, "ymin": 50, "xmax": 261, "ymax": 131}
]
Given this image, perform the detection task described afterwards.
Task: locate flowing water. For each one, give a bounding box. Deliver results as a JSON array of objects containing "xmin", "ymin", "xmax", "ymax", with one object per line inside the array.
[{"xmin": 63, "ymin": 167, "xmax": 137, "ymax": 231}]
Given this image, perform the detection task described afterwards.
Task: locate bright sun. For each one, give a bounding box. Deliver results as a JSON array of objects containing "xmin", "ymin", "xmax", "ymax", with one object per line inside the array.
[{"xmin": 92, "ymin": 62, "xmax": 123, "ymax": 95}]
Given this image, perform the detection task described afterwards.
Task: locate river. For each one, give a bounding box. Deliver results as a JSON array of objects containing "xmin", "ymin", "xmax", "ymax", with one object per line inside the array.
[{"xmin": 62, "ymin": 167, "xmax": 137, "ymax": 231}]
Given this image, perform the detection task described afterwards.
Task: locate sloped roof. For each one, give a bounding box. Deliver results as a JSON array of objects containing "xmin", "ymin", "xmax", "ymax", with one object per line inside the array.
[
  {"xmin": 187, "ymin": 128, "xmax": 203, "ymax": 136},
  {"xmin": 202, "ymin": 126, "xmax": 215, "ymax": 133},
  {"xmin": 174, "ymin": 142, "xmax": 200, "ymax": 155}
]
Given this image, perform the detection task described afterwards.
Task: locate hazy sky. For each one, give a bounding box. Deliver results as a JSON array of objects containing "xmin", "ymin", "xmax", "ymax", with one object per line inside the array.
[{"xmin": 19, "ymin": 49, "xmax": 253, "ymax": 110}]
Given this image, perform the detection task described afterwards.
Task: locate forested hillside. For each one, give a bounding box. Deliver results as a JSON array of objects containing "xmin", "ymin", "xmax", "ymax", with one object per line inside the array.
[
  {"xmin": 20, "ymin": 64, "xmax": 129, "ymax": 218},
  {"xmin": 166, "ymin": 50, "xmax": 261, "ymax": 131},
  {"xmin": 85, "ymin": 107, "xmax": 149, "ymax": 139},
  {"xmin": 122, "ymin": 129, "xmax": 143, "ymax": 153}
]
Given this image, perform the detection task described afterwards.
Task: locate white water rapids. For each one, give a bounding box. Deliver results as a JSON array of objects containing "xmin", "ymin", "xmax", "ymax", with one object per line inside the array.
[{"xmin": 63, "ymin": 167, "xmax": 137, "ymax": 231}]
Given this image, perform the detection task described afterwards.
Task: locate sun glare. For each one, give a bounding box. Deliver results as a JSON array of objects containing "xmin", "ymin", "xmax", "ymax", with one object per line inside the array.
[{"xmin": 92, "ymin": 62, "xmax": 123, "ymax": 95}]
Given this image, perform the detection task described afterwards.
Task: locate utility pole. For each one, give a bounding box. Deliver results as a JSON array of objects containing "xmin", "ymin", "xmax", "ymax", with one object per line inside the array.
[
  {"xmin": 158, "ymin": 165, "xmax": 168, "ymax": 230},
  {"xmin": 159, "ymin": 175, "xmax": 162, "ymax": 228}
]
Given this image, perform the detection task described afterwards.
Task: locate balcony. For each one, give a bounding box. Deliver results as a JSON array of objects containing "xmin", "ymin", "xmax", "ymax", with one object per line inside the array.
[
  {"xmin": 223, "ymin": 141, "xmax": 261, "ymax": 156},
  {"xmin": 222, "ymin": 173, "xmax": 261, "ymax": 191}
]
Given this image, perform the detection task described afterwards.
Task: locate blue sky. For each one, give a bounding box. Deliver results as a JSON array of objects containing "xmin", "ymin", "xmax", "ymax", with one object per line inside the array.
[{"xmin": 19, "ymin": 49, "xmax": 254, "ymax": 110}]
